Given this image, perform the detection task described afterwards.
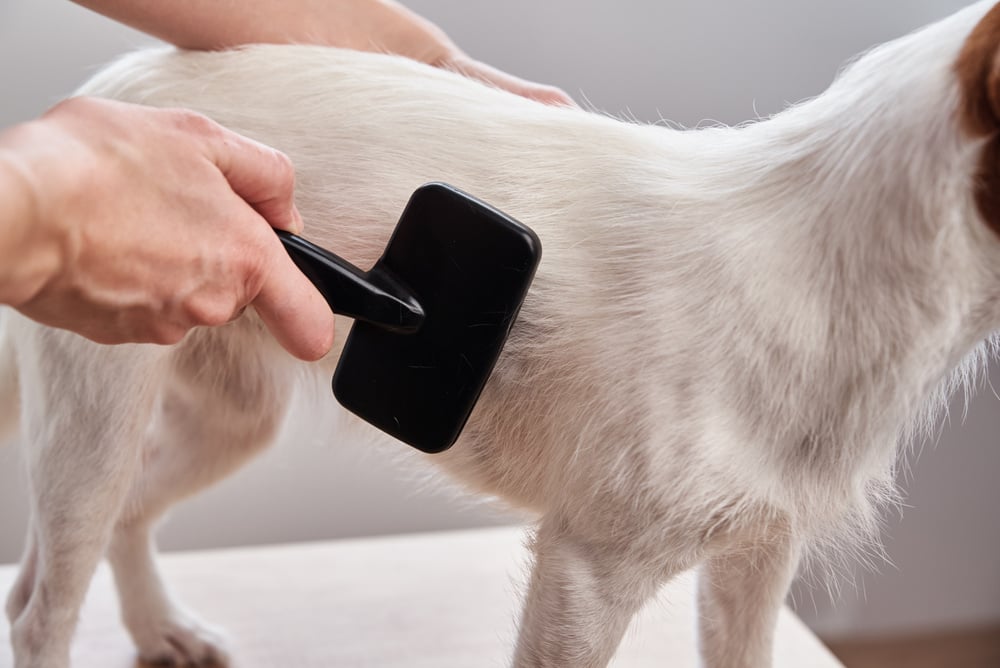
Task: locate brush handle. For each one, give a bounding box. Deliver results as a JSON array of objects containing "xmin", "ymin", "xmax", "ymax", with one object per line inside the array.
[{"xmin": 276, "ymin": 230, "xmax": 425, "ymax": 334}]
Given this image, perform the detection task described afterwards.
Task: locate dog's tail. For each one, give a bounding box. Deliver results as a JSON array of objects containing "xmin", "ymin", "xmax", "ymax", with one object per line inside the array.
[{"xmin": 0, "ymin": 309, "xmax": 20, "ymax": 445}]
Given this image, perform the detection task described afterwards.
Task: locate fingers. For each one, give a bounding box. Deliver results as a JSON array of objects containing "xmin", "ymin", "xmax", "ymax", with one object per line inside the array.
[
  {"xmin": 192, "ymin": 114, "xmax": 304, "ymax": 234},
  {"xmin": 251, "ymin": 235, "xmax": 336, "ymax": 361},
  {"xmin": 172, "ymin": 109, "xmax": 333, "ymax": 359},
  {"xmin": 445, "ymin": 55, "xmax": 578, "ymax": 108}
]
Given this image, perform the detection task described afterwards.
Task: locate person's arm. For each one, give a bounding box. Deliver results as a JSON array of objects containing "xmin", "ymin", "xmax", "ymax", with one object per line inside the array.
[
  {"xmin": 0, "ymin": 97, "xmax": 335, "ymax": 360},
  {"xmin": 71, "ymin": 0, "xmax": 574, "ymax": 106}
]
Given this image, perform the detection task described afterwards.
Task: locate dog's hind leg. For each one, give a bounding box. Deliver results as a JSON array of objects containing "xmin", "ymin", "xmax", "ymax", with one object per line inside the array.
[
  {"xmin": 696, "ymin": 526, "xmax": 802, "ymax": 668},
  {"xmin": 4, "ymin": 523, "xmax": 36, "ymax": 626},
  {"xmin": 1, "ymin": 312, "xmax": 31, "ymax": 626},
  {"xmin": 8, "ymin": 332, "xmax": 161, "ymax": 668},
  {"xmin": 0, "ymin": 309, "xmax": 20, "ymax": 444},
  {"xmin": 106, "ymin": 328, "xmax": 296, "ymax": 666}
]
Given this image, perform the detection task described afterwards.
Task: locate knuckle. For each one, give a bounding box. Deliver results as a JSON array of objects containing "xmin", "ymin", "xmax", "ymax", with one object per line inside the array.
[
  {"xmin": 182, "ymin": 293, "xmax": 244, "ymax": 327},
  {"xmin": 86, "ymin": 330, "xmax": 120, "ymax": 346},
  {"xmin": 239, "ymin": 244, "xmax": 270, "ymax": 287},
  {"xmin": 272, "ymin": 149, "xmax": 295, "ymax": 177},
  {"xmin": 150, "ymin": 324, "xmax": 187, "ymax": 346},
  {"xmin": 268, "ymin": 149, "xmax": 297, "ymax": 191},
  {"xmin": 183, "ymin": 296, "xmax": 236, "ymax": 329},
  {"xmin": 168, "ymin": 108, "xmax": 220, "ymax": 137}
]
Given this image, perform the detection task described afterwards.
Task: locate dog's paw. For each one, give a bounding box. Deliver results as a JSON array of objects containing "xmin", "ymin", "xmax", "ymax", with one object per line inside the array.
[{"xmin": 131, "ymin": 612, "xmax": 231, "ymax": 667}]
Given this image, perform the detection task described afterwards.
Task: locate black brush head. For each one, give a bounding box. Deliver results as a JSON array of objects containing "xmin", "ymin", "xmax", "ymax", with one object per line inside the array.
[{"xmin": 332, "ymin": 183, "xmax": 540, "ymax": 453}]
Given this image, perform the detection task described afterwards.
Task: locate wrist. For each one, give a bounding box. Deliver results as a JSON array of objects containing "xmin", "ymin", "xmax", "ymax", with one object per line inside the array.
[{"xmin": 0, "ymin": 124, "xmax": 62, "ymax": 308}]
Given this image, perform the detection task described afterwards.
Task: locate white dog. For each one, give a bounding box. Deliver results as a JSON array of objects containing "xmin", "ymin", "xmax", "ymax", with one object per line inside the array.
[{"xmin": 6, "ymin": 2, "xmax": 1000, "ymax": 666}]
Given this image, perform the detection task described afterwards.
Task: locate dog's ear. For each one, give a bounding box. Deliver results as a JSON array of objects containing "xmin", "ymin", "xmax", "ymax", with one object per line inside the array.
[
  {"xmin": 956, "ymin": 3, "xmax": 1000, "ymax": 232},
  {"xmin": 956, "ymin": 3, "xmax": 1000, "ymax": 135}
]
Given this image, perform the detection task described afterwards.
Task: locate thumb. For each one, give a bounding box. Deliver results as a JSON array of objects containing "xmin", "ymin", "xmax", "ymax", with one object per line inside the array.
[{"xmin": 252, "ymin": 235, "xmax": 336, "ymax": 361}]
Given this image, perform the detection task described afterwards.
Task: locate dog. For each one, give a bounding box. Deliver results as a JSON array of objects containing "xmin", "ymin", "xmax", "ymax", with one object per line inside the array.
[{"xmin": 6, "ymin": 1, "xmax": 1000, "ymax": 666}]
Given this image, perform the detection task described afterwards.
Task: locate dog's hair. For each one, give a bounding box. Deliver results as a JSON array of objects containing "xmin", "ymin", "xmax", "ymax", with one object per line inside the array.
[{"xmin": 7, "ymin": 2, "xmax": 1000, "ymax": 666}]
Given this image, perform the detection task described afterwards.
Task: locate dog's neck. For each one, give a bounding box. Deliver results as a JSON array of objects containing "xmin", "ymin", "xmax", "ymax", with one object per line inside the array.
[{"xmin": 603, "ymin": 2, "xmax": 1000, "ymax": 510}]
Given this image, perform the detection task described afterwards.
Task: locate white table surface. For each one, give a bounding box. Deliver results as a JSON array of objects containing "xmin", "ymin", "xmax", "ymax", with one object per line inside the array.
[{"xmin": 0, "ymin": 526, "xmax": 842, "ymax": 667}]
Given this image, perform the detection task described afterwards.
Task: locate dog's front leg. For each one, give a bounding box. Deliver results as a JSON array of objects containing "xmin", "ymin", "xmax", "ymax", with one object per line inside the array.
[
  {"xmin": 696, "ymin": 526, "xmax": 801, "ymax": 668},
  {"xmin": 512, "ymin": 515, "xmax": 683, "ymax": 668},
  {"xmin": 7, "ymin": 334, "xmax": 158, "ymax": 668}
]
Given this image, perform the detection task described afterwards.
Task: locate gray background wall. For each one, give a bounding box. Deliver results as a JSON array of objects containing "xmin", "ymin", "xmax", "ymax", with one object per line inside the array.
[{"xmin": 1, "ymin": 0, "xmax": 999, "ymax": 640}]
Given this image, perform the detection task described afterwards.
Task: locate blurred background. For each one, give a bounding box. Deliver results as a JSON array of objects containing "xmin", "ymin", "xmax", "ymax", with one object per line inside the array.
[{"xmin": 1, "ymin": 1, "xmax": 999, "ymax": 665}]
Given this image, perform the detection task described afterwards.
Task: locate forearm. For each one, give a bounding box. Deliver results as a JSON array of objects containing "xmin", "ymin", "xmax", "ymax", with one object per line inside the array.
[
  {"xmin": 70, "ymin": 0, "xmax": 450, "ymax": 56},
  {"xmin": 0, "ymin": 126, "xmax": 60, "ymax": 308}
]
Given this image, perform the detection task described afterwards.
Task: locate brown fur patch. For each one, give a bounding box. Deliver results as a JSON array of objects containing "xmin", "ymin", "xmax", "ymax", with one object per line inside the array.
[{"xmin": 956, "ymin": 2, "xmax": 1000, "ymax": 233}]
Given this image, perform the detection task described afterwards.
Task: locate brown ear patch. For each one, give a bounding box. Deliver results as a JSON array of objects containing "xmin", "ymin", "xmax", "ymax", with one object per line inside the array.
[{"xmin": 956, "ymin": 2, "xmax": 1000, "ymax": 234}]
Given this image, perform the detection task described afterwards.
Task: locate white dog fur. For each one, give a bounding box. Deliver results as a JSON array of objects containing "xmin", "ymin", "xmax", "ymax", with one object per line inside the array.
[{"xmin": 7, "ymin": 1, "xmax": 1000, "ymax": 666}]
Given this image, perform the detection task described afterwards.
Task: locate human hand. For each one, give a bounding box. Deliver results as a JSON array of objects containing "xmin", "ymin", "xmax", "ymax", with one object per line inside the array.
[
  {"xmin": 329, "ymin": 0, "xmax": 577, "ymax": 107},
  {"xmin": 73, "ymin": 0, "xmax": 576, "ymax": 107},
  {"xmin": 0, "ymin": 97, "xmax": 335, "ymax": 360}
]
